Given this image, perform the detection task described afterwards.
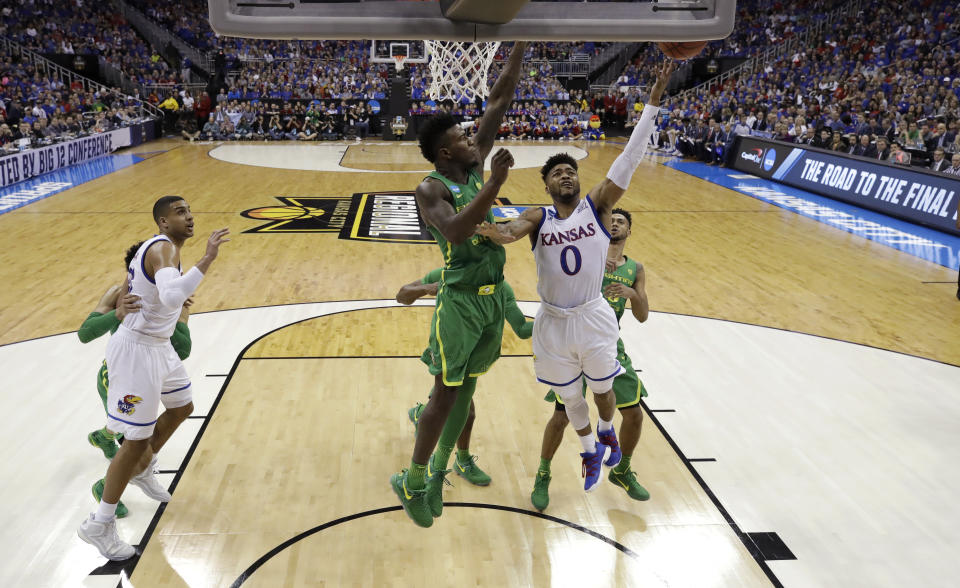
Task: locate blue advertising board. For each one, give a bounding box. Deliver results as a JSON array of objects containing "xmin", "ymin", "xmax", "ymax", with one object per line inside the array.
[{"xmin": 730, "ymin": 136, "xmax": 960, "ymax": 236}]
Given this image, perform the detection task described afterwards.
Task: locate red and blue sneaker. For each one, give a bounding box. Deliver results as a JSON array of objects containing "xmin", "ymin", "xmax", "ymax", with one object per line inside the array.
[
  {"xmin": 580, "ymin": 441, "xmax": 611, "ymax": 492},
  {"xmin": 597, "ymin": 426, "xmax": 622, "ymax": 468}
]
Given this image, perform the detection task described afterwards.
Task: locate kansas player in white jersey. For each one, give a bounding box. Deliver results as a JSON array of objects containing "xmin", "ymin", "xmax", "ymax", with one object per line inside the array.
[
  {"xmin": 78, "ymin": 195, "xmax": 229, "ymax": 561},
  {"xmin": 478, "ymin": 60, "xmax": 675, "ymax": 493}
]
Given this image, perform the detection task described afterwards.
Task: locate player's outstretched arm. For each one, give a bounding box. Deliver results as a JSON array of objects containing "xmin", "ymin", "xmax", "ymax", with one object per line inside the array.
[
  {"xmin": 590, "ymin": 60, "xmax": 676, "ymax": 213},
  {"xmin": 396, "ymin": 279, "xmax": 439, "ymax": 305},
  {"xmin": 473, "ymin": 41, "xmax": 528, "ymax": 162},
  {"xmin": 417, "ymin": 148, "xmax": 514, "ymax": 245},
  {"xmin": 474, "ymin": 206, "xmax": 544, "ymax": 245},
  {"xmin": 502, "ymin": 282, "xmax": 533, "ymax": 339}
]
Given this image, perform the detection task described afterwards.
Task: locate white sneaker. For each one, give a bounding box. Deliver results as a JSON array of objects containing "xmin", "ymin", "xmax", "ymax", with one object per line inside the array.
[
  {"xmin": 128, "ymin": 455, "xmax": 171, "ymax": 502},
  {"xmin": 78, "ymin": 514, "xmax": 136, "ymax": 561}
]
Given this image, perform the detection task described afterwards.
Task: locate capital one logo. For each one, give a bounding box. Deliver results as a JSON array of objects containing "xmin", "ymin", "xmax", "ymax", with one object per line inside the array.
[{"xmin": 740, "ymin": 148, "xmax": 763, "ymax": 165}]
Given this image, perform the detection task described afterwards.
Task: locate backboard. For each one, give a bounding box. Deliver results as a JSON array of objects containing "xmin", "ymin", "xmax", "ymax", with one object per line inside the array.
[
  {"xmin": 370, "ymin": 41, "xmax": 429, "ymax": 67},
  {"xmin": 207, "ymin": 0, "xmax": 736, "ymax": 42}
]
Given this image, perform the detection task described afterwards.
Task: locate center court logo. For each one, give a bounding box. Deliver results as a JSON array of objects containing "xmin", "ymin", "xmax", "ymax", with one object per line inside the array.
[
  {"xmin": 338, "ymin": 192, "xmax": 515, "ymax": 244},
  {"xmin": 241, "ymin": 197, "xmax": 353, "ymax": 233},
  {"xmin": 763, "ymin": 148, "xmax": 778, "ymax": 171},
  {"xmin": 243, "ymin": 192, "xmax": 514, "ymax": 243}
]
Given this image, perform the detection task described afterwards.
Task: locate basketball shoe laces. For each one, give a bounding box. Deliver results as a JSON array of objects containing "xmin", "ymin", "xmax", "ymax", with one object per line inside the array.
[
  {"xmin": 582, "ymin": 451, "xmax": 601, "ymax": 479},
  {"xmin": 599, "ymin": 429, "xmax": 620, "ymax": 453}
]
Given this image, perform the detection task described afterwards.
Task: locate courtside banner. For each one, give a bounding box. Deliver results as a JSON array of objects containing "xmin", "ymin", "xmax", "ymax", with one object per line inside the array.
[
  {"xmin": 0, "ymin": 127, "xmax": 131, "ymax": 189},
  {"xmin": 731, "ymin": 136, "xmax": 960, "ymax": 236}
]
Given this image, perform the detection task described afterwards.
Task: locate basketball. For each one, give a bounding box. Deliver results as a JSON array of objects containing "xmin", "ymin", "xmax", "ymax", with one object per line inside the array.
[{"xmin": 657, "ymin": 41, "xmax": 708, "ymax": 60}]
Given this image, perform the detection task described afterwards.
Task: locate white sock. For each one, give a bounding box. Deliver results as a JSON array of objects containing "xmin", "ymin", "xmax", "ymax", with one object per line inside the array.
[
  {"xmin": 95, "ymin": 499, "xmax": 118, "ymax": 523},
  {"xmin": 598, "ymin": 417, "xmax": 614, "ymax": 432},
  {"xmin": 579, "ymin": 433, "xmax": 597, "ymax": 454}
]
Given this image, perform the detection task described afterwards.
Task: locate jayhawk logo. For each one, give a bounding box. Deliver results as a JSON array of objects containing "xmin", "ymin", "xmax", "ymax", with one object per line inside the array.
[{"xmin": 117, "ymin": 395, "xmax": 142, "ymax": 415}]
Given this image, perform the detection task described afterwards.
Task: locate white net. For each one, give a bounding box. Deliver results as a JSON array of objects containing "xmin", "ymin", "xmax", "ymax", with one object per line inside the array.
[{"xmin": 424, "ymin": 40, "xmax": 501, "ymax": 103}]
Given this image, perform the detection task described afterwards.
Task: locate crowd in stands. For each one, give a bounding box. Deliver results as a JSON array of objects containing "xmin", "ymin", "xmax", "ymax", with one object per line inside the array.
[
  {"xmin": 155, "ymin": 91, "xmax": 380, "ymax": 142},
  {"xmin": 0, "ymin": 47, "xmax": 151, "ymax": 154},
  {"xmin": 649, "ymin": 0, "xmax": 960, "ymax": 175},
  {"xmin": 707, "ymin": 0, "xmax": 849, "ymax": 58},
  {"xmin": 3, "ymin": 0, "xmax": 960, "ymax": 181},
  {"xmin": 223, "ymin": 57, "xmax": 390, "ymax": 101},
  {"xmin": 0, "ymin": 0, "xmax": 183, "ymax": 87}
]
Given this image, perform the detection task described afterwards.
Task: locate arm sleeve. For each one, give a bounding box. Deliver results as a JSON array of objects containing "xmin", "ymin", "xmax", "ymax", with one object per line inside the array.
[
  {"xmin": 155, "ymin": 266, "xmax": 204, "ymax": 309},
  {"xmin": 502, "ymin": 282, "xmax": 533, "ymax": 340},
  {"xmin": 77, "ymin": 311, "xmax": 120, "ymax": 343},
  {"xmin": 422, "ymin": 268, "xmax": 443, "ymax": 284},
  {"xmin": 170, "ymin": 322, "xmax": 192, "ymax": 360},
  {"xmin": 607, "ymin": 104, "xmax": 661, "ymax": 190}
]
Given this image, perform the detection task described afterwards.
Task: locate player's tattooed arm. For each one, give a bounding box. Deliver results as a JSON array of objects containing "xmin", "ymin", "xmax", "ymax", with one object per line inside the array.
[
  {"xmin": 396, "ymin": 280, "xmax": 439, "ymax": 305},
  {"xmin": 474, "ymin": 206, "xmax": 543, "ymax": 245}
]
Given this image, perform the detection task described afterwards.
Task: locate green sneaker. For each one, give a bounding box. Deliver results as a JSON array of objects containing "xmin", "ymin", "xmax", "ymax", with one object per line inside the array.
[
  {"xmin": 407, "ymin": 403, "xmax": 424, "ymax": 437},
  {"xmin": 531, "ymin": 470, "xmax": 551, "ymax": 512},
  {"xmin": 87, "ymin": 429, "xmax": 118, "ymax": 460},
  {"xmin": 390, "ymin": 471, "xmax": 433, "ymax": 528},
  {"xmin": 425, "ymin": 455, "xmax": 451, "ymax": 518},
  {"xmin": 454, "ymin": 454, "xmax": 491, "ymax": 486},
  {"xmin": 608, "ymin": 468, "xmax": 650, "ymax": 501},
  {"xmin": 92, "ymin": 479, "xmax": 129, "ymax": 518}
]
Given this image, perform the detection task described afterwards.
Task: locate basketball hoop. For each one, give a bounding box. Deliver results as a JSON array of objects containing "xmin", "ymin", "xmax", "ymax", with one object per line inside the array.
[
  {"xmin": 424, "ymin": 40, "xmax": 501, "ymax": 103},
  {"xmin": 393, "ymin": 54, "xmax": 407, "ymax": 72}
]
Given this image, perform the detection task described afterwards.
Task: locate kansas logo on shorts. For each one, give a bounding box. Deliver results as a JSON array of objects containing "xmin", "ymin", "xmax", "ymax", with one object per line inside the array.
[{"xmin": 117, "ymin": 394, "xmax": 142, "ymax": 415}]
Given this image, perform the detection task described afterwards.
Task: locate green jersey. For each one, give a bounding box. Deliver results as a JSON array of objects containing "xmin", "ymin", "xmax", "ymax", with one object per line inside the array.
[
  {"xmin": 602, "ymin": 256, "xmax": 639, "ymax": 321},
  {"xmin": 423, "ymin": 269, "xmax": 532, "ymax": 339},
  {"xmin": 425, "ymin": 169, "xmax": 505, "ymax": 289}
]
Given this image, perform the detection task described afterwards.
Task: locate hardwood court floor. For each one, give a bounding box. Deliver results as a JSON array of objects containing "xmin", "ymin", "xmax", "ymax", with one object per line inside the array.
[
  {"xmin": 128, "ymin": 307, "xmax": 770, "ymax": 587},
  {"xmin": 1, "ymin": 141, "xmax": 956, "ymax": 363},
  {"xmin": 0, "ymin": 140, "xmax": 958, "ymax": 587}
]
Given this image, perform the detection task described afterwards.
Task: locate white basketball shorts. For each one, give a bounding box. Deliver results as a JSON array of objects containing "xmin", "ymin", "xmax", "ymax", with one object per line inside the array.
[
  {"xmin": 104, "ymin": 325, "xmax": 192, "ymax": 440},
  {"xmin": 532, "ymin": 296, "xmax": 624, "ymax": 393}
]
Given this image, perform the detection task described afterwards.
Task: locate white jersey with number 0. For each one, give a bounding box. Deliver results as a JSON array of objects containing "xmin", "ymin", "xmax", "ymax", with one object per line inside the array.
[
  {"xmin": 123, "ymin": 235, "xmax": 182, "ymax": 338},
  {"xmin": 533, "ymin": 195, "xmax": 610, "ymax": 309}
]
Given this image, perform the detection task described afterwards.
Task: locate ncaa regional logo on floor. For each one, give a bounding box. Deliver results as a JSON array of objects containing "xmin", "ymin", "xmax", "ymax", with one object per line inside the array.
[
  {"xmin": 339, "ymin": 191, "xmax": 434, "ymax": 244},
  {"xmin": 241, "ymin": 197, "xmax": 353, "ymax": 233}
]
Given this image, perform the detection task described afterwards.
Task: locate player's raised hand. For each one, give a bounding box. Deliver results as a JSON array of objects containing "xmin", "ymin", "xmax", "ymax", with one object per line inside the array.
[
  {"xmin": 205, "ymin": 228, "xmax": 230, "ymax": 261},
  {"xmin": 605, "ymin": 258, "xmax": 617, "ymax": 273},
  {"xmin": 649, "ymin": 60, "xmax": 678, "ymax": 105},
  {"xmin": 489, "ymin": 148, "xmax": 515, "ymax": 185}
]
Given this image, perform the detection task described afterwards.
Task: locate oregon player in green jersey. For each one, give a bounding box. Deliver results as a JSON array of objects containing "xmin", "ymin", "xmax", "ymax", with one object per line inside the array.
[
  {"xmin": 397, "ymin": 268, "xmax": 532, "ymax": 487},
  {"xmin": 390, "ymin": 41, "xmax": 528, "ymax": 528},
  {"xmin": 78, "ymin": 241, "xmax": 193, "ymax": 517},
  {"xmin": 531, "ymin": 209, "xmax": 652, "ymax": 511}
]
